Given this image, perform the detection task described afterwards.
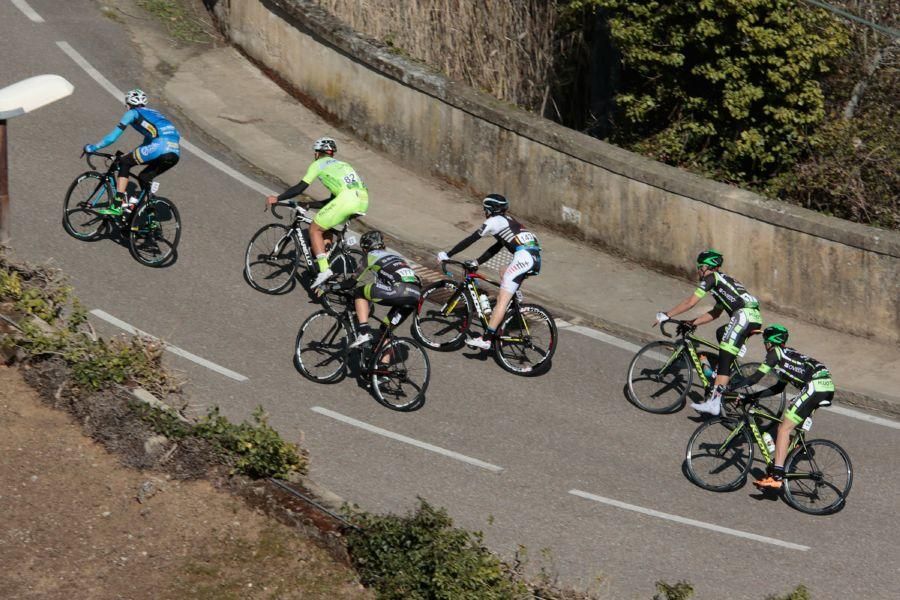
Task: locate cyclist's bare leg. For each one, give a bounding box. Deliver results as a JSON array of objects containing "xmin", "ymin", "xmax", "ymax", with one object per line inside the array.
[
  {"xmin": 489, "ymin": 288, "xmax": 514, "ymax": 331},
  {"xmin": 773, "ymin": 418, "xmax": 796, "ymax": 468},
  {"xmin": 355, "ymin": 297, "xmax": 370, "ymax": 326},
  {"xmin": 309, "ymin": 221, "xmax": 329, "ymax": 271}
]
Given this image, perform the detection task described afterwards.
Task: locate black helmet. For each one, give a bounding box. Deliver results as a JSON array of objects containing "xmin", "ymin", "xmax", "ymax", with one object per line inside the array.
[
  {"xmin": 360, "ymin": 230, "xmax": 385, "ymax": 252},
  {"xmin": 696, "ymin": 249, "xmax": 724, "ymax": 269},
  {"xmin": 482, "ymin": 193, "xmax": 509, "ymax": 216},
  {"xmin": 763, "ymin": 324, "xmax": 789, "ymax": 345}
]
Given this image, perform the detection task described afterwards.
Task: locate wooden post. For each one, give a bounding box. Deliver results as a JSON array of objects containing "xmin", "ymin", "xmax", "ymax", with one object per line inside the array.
[{"xmin": 0, "ymin": 119, "xmax": 8, "ymax": 245}]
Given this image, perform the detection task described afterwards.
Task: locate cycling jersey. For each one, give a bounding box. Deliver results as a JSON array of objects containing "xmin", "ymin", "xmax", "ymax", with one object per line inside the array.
[
  {"xmin": 354, "ymin": 250, "xmax": 421, "ymax": 328},
  {"xmin": 753, "ymin": 346, "xmax": 831, "ymax": 388},
  {"xmin": 739, "ymin": 346, "xmax": 834, "ymax": 424},
  {"xmin": 301, "ymin": 157, "xmax": 367, "ymax": 197},
  {"xmin": 694, "ymin": 272, "xmax": 758, "ymax": 316},
  {"xmin": 478, "ymin": 215, "xmax": 541, "ymax": 253},
  {"xmin": 359, "ymin": 250, "xmax": 419, "ymax": 287}
]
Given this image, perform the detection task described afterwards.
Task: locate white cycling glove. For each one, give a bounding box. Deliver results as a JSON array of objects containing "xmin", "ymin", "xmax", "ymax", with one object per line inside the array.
[
  {"xmin": 656, "ymin": 312, "xmax": 669, "ymax": 323},
  {"xmin": 437, "ymin": 251, "xmax": 449, "ymax": 263}
]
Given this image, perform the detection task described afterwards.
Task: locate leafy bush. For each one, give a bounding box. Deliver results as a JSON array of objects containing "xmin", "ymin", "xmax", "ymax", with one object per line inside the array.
[
  {"xmin": 767, "ymin": 584, "xmax": 811, "ymax": 600},
  {"xmin": 654, "ymin": 581, "xmax": 695, "ymax": 600},
  {"xmin": 346, "ymin": 499, "xmax": 525, "ymax": 599}
]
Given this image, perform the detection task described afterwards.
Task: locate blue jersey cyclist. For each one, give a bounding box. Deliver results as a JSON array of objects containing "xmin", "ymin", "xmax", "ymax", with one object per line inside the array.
[
  {"xmin": 654, "ymin": 249, "xmax": 762, "ymax": 416},
  {"xmin": 733, "ymin": 324, "xmax": 835, "ymax": 490},
  {"xmin": 83, "ymin": 89, "xmax": 180, "ymax": 214},
  {"xmin": 437, "ymin": 194, "xmax": 541, "ymax": 350}
]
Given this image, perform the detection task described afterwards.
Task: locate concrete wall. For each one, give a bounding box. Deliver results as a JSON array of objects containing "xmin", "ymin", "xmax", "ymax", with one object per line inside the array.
[{"xmin": 211, "ymin": 0, "xmax": 900, "ymax": 343}]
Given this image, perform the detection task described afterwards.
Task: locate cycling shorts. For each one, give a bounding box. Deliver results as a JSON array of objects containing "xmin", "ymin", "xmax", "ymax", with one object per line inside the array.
[
  {"xmin": 501, "ymin": 249, "xmax": 541, "ymax": 293},
  {"xmin": 717, "ymin": 307, "xmax": 762, "ymax": 356},
  {"xmin": 135, "ymin": 137, "xmax": 180, "ymax": 163},
  {"xmin": 313, "ymin": 188, "xmax": 368, "ymax": 231},
  {"xmin": 784, "ymin": 378, "xmax": 834, "ymax": 425},
  {"xmin": 358, "ymin": 281, "xmax": 421, "ymax": 328}
]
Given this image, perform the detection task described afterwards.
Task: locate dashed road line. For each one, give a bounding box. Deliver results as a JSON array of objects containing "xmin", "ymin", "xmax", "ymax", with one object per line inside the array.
[
  {"xmin": 90, "ymin": 309, "xmax": 249, "ymax": 382},
  {"xmin": 569, "ymin": 489, "xmax": 810, "ymax": 551},
  {"xmin": 11, "ymin": 0, "xmax": 44, "ymax": 22},
  {"xmin": 311, "ymin": 407, "xmax": 504, "ymax": 473}
]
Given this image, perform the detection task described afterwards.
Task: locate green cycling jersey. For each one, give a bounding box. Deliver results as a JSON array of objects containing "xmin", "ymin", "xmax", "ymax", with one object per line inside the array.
[{"xmin": 302, "ymin": 156, "xmax": 367, "ymax": 197}]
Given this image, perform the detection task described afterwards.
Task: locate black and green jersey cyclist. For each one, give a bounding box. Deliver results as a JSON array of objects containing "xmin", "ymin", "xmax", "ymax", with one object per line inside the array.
[
  {"xmin": 734, "ymin": 324, "xmax": 835, "ymax": 490},
  {"xmin": 340, "ymin": 230, "xmax": 421, "ymax": 349},
  {"xmin": 653, "ymin": 249, "xmax": 763, "ymax": 416},
  {"xmin": 266, "ymin": 137, "xmax": 369, "ymax": 288}
]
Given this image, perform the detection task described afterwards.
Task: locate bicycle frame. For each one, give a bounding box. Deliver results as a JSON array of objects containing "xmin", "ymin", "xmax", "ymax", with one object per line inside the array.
[
  {"xmin": 83, "ymin": 152, "xmax": 153, "ymax": 214},
  {"xmin": 717, "ymin": 401, "xmax": 804, "ymax": 468},
  {"xmin": 271, "ymin": 201, "xmax": 355, "ymax": 269},
  {"xmin": 660, "ymin": 319, "xmax": 750, "ymax": 390}
]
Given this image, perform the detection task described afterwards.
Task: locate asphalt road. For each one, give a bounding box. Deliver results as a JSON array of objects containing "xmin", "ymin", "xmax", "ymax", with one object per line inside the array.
[{"xmin": 3, "ymin": 1, "xmax": 899, "ymax": 598}]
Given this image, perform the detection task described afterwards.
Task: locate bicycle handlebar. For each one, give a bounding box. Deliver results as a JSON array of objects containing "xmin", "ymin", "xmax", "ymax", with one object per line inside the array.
[
  {"xmin": 660, "ymin": 318, "xmax": 695, "ymax": 338},
  {"xmin": 83, "ymin": 150, "xmax": 121, "ymax": 171},
  {"xmin": 269, "ymin": 199, "xmax": 313, "ymax": 222}
]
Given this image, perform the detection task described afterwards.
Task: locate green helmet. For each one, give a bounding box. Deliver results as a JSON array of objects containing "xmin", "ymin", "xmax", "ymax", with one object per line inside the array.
[
  {"xmin": 763, "ymin": 324, "xmax": 789, "ymax": 345},
  {"xmin": 696, "ymin": 249, "xmax": 724, "ymax": 268}
]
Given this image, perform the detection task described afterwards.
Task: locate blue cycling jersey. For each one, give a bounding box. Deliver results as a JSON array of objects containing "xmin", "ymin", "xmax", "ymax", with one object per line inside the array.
[{"xmin": 91, "ymin": 107, "xmax": 181, "ymax": 155}]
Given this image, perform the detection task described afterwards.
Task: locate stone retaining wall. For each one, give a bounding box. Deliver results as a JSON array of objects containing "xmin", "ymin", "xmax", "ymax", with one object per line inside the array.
[{"xmin": 209, "ymin": 0, "xmax": 900, "ymax": 343}]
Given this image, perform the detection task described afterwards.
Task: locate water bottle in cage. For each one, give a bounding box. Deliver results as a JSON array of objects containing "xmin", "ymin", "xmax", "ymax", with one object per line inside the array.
[{"xmin": 478, "ymin": 293, "xmax": 492, "ymax": 315}]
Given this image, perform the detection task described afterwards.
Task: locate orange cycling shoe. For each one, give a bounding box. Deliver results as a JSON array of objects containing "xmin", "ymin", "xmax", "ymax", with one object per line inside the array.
[{"xmin": 753, "ymin": 476, "xmax": 783, "ymax": 490}]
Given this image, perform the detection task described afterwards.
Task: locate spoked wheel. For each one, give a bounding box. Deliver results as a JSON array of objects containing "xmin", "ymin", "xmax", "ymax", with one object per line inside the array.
[
  {"xmin": 294, "ymin": 311, "xmax": 349, "ymax": 383},
  {"xmin": 129, "ymin": 198, "xmax": 181, "ymax": 267},
  {"xmin": 783, "ymin": 439, "xmax": 852, "ymax": 515},
  {"xmin": 62, "ymin": 172, "xmax": 112, "ymax": 240},
  {"xmin": 626, "ymin": 341, "xmax": 693, "ymax": 413},
  {"xmin": 493, "ymin": 303, "xmax": 557, "ymax": 376},
  {"xmin": 370, "ymin": 337, "xmax": 430, "ymax": 411},
  {"xmin": 244, "ymin": 224, "xmax": 299, "ymax": 293},
  {"xmin": 732, "ymin": 361, "xmax": 787, "ymax": 417},
  {"xmin": 411, "ymin": 280, "xmax": 471, "ymax": 351},
  {"xmin": 685, "ymin": 417, "xmax": 754, "ymax": 492}
]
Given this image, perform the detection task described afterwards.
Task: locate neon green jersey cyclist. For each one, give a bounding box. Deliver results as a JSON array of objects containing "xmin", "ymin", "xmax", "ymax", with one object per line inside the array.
[{"xmin": 266, "ymin": 137, "xmax": 369, "ymax": 288}]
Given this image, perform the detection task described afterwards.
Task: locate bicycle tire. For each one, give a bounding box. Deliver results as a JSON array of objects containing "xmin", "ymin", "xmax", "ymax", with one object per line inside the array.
[
  {"xmin": 411, "ymin": 280, "xmax": 472, "ymax": 351},
  {"xmin": 294, "ymin": 310, "xmax": 349, "ymax": 383},
  {"xmin": 129, "ymin": 198, "xmax": 181, "ymax": 267},
  {"xmin": 685, "ymin": 417, "xmax": 754, "ymax": 492},
  {"xmin": 244, "ymin": 223, "xmax": 300, "ymax": 294},
  {"xmin": 370, "ymin": 336, "xmax": 430, "ymax": 411},
  {"xmin": 733, "ymin": 360, "xmax": 787, "ymax": 416},
  {"xmin": 626, "ymin": 341, "xmax": 693, "ymax": 413},
  {"xmin": 783, "ymin": 439, "xmax": 852, "ymax": 515},
  {"xmin": 62, "ymin": 172, "xmax": 112, "ymax": 241},
  {"xmin": 493, "ymin": 302, "xmax": 557, "ymax": 376}
]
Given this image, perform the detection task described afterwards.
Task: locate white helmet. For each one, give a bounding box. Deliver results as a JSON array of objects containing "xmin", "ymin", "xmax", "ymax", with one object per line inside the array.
[
  {"xmin": 125, "ymin": 89, "xmax": 148, "ymax": 107},
  {"xmin": 313, "ymin": 137, "xmax": 337, "ymax": 154}
]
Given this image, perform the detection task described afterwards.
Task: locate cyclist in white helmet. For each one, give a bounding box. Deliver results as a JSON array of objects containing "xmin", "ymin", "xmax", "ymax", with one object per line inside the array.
[{"xmin": 266, "ymin": 137, "xmax": 369, "ymax": 288}]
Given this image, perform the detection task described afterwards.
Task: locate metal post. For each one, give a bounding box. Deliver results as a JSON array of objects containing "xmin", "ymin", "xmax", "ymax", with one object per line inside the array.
[{"xmin": 0, "ymin": 119, "xmax": 8, "ymax": 245}]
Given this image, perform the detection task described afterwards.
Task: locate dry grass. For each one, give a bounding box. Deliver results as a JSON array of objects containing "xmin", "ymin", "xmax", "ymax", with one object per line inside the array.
[{"xmin": 315, "ymin": 0, "xmax": 557, "ymax": 112}]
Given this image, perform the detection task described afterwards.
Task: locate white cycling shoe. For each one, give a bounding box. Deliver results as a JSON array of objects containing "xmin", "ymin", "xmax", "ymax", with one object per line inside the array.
[
  {"xmin": 349, "ymin": 332, "xmax": 373, "ymax": 349},
  {"xmin": 465, "ymin": 336, "xmax": 492, "ymax": 350},
  {"xmin": 690, "ymin": 397, "xmax": 722, "ymax": 416},
  {"xmin": 311, "ymin": 268, "xmax": 334, "ymax": 288}
]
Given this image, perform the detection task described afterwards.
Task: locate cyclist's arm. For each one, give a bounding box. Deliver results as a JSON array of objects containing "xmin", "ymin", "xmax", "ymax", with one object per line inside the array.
[
  {"xmin": 691, "ymin": 304, "xmax": 723, "ymax": 327},
  {"xmin": 475, "ymin": 240, "xmax": 504, "ymax": 265},
  {"xmin": 90, "ymin": 110, "xmax": 137, "ymax": 150},
  {"xmin": 662, "ymin": 293, "xmax": 702, "ymax": 319},
  {"xmin": 746, "ymin": 379, "xmax": 787, "ymax": 400},
  {"xmin": 276, "ymin": 180, "xmax": 310, "ymax": 201},
  {"xmin": 446, "ymin": 230, "xmax": 481, "ymax": 258}
]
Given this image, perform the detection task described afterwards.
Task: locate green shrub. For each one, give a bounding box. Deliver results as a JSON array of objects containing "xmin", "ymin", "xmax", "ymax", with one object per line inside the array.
[
  {"xmin": 767, "ymin": 584, "xmax": 811, "ymax": 600},
  {"xmin": 346, "ymin": 499, "xmax": 525, "ymax": 599}
]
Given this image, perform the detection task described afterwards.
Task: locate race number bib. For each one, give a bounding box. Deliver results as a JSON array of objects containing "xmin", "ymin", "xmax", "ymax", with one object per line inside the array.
[{"xmin": 397, "ymin": 267, "xmax": 417, "ymax": 282}]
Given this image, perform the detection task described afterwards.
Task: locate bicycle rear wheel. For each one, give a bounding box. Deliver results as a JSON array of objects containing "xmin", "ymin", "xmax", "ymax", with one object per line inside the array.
[
  {"xmin": 685, "ymin": 417, "xmax": 754, "ymax": 492},
  {"xmin": 411, "ymin": 280, "xmax": 471, "ymax": 351},
  {"xmin": 129, "ymin": 198, "xmax": 181, "ymax": 266},
  {"xmin": 294, "ymin": 310, "xmax": 349, "ymax": 383},
  {"xmin": 783, "ymin": 439, "xmax": 852, "ymax": 515},
  {"xmin": 62, "ymin": 172, "xmax": 111, "ymax": 240},
  {"xmin": 244, "ymin": 223, "xmax": 299, "ymax": 294},
  {"xmin": 370, "ymin": 337, "xmax": 430, "ymax": 411},
  {"xmin": 626, "ymin": 341, "xmax": 693, "ymax": 413},
  {"xmin": 494, "ymin": 303, "xmax": 557, "ymax": 375}
]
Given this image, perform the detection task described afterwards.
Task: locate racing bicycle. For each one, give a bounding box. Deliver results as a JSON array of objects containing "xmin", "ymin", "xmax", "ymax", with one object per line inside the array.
[
  {"xmin": 412, "ymin": 259, "xmax": 557, "ymax": 376},
  {"xmin": 294, "ymin": 286, "xmax": 430, "ymax": 411},
  {"xmin": 626, "ymin": 319, "xmax": 786, "ymax": 415},
  {"xmin": 63, "ymin": 151, "xmax": 181, "ymax": 267},
  {"xmin": 685, "ymin": 394, "xmax": 852, "ymax": 515},
  {"xmin": 243, "ymin": 199, "xmax": 362, "ymax": 309}
]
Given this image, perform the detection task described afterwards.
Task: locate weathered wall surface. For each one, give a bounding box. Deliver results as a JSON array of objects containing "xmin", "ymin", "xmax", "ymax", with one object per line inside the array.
[{"xmin": 211, "ymin": 0, "xmax": 900, "ymax": 343}]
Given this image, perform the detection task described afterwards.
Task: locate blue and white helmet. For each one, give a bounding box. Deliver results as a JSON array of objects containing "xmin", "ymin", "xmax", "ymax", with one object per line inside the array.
[{"xmin": 125, "ymin": 89, "xmax": 148, "ymax": 107}]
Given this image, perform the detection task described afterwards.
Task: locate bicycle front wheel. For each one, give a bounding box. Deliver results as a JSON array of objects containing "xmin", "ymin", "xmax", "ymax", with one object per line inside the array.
[
  {"xmin": 129, "ymin": 198, "xmax": 181, "ymax": 266},
  {"xmin": 685, "ymin": 418, "xmax": 754, "ymax": 492},
  {"xmin": 244, "ymin": 224, "xmax": 299, "ymax": 294},
  {"xmin": 371, "ymin": 337, "xmax": 430, "ymax": 411},
  {"xmin": 294, "ymin": 310, "xmax": 349, "ymax": 383},
  {"xmin": 494, "ymin": 303, "xmax": 557, "ymax": 376},
  {"xmin": 62, "ymin": 172, "xmax": 112, "ymax": 240},
  {"xmin": 626, "ymin": 341, "xmax": 693, "ymax": 413},
  {"xmin": 411, "ymin": 280, "xmax": 472, "ymax": 351},
  {"xmin": 783, "ymin": 439, "xmax": 852, "ymax": 515}
]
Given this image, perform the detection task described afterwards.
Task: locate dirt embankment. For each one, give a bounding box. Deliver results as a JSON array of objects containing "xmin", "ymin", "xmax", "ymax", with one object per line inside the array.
[{"xmin": 0, "ymin": 364, "xmax": 368, "ymax": 599}]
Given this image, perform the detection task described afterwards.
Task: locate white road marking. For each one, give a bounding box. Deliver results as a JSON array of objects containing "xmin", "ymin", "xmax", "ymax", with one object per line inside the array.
[
  {"xmin": 823, "ymin": 405, "xmax": 900, "ymax": 430},
  {"xmin": 311, "ymin": 407, "xmax": 504, "ymax": 473},
  {"xmin": 569, "ymin": 489, "xmax": 810, "ymax": 551},
  {"xmin": 89, "ymin": 309, "xmax": 249, "ymax": 382},
  {"xmin": 57, "ymin": 41, "xmax": 900, "ymax": 431},
  {"xmin": 55, "ymin": 41, "xmax": 275, "ymax": 196},
  {"xmin": 10, "ymin": 0, "xmax": 44, "ymax": 22}
]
